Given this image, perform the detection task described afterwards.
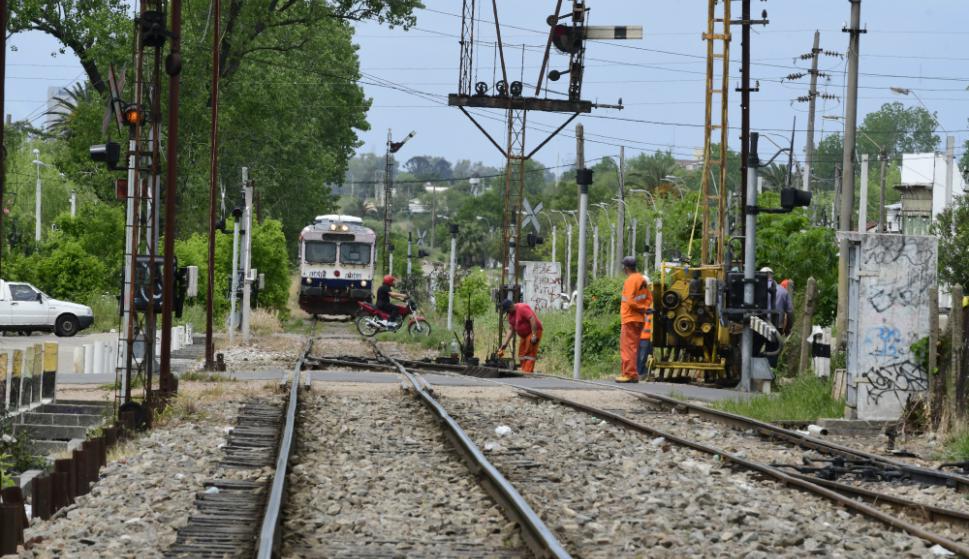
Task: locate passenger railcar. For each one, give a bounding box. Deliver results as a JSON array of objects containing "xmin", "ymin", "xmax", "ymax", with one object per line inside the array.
[{"xmin": 298, "ymin": 214, "xmax": 375, "ymax": 316}]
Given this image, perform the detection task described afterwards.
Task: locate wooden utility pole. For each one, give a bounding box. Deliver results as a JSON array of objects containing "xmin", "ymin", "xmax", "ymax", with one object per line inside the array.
[
  {"xmin": 836, "ymin": 0, "xmax": 864, "ymax": 350},
  {"xmin": 205, "ymin": 0, "xmax": 221, "ymax": 370},
  {"xmin": 798, "ymin": 277, "xmax": 818, "ymax": 376},
  {"xmin": 951, "ymin": 285, "xmax": 965, "ymax": 427}
]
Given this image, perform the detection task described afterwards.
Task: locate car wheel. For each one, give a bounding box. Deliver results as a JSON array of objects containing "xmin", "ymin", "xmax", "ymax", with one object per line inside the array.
[{"xmin": 55, "ymin": 314, "xmax": 80, "ymax": 337}]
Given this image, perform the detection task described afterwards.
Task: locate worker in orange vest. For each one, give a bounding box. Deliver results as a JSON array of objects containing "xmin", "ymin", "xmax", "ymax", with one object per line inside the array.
[
  {"xmin": 636, "ymin": 283, "xmax": 654, "ymax": 378},
  {"xmin": 499, "ymin": 299, "xmax": 543, "ymax": 373},
  {"xmin": 617, "ymin": 256, "xmax": 652, "ymax": 383}
]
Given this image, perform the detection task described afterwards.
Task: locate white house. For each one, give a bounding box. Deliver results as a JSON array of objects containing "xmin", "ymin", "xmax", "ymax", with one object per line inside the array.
[{"xmin": 900, "ymin": 152, "xmax": 967, "ymax": 218}]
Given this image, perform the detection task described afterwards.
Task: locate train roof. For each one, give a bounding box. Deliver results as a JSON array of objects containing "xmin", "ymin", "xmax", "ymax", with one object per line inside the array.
[{"xmin": 314, "ymin": 214, "xmax": 362, "ymax": 225}]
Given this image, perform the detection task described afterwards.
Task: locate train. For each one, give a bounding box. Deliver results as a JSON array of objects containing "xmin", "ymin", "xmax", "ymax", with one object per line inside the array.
[{"xmin": 298, "ymin": 214, "xmax": 375, "ymax": 316}]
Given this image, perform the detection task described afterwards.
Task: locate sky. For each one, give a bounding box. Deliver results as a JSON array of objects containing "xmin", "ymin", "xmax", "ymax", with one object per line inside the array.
[{"xmin": 5, "ymin": 1, "xmax": 969, "ymax": 173}]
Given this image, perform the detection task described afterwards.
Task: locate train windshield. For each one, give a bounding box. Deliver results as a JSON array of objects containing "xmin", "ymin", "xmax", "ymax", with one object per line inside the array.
[
  {"xmin": 340, "ymin": 242, "xmax": 371, "ymax": 265},
  {"xmin": 304, "ymin": 241, "xmax": 337, "ymax": 264}
]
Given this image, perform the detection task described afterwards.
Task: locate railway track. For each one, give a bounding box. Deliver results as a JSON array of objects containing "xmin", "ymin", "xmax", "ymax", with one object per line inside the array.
[{"xmin": 229, "ymin": 328, "xmax": 969, "ymax": 557}]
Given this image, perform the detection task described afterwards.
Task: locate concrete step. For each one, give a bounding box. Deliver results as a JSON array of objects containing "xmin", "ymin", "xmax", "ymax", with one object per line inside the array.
[
  {"xmin": 35, "ymin": 402, "xmax": 111, "ymax": 416},
  {"xmin": 14, "ymin": 423, "xmax": 91, "ymax": 441},
  {"xmin": 18, "ymin": 412, "xmax": 103, "ymax": 427},
  {"xmin": 32, "ymin": 440, "xmax": 69, "ymax": 456}
]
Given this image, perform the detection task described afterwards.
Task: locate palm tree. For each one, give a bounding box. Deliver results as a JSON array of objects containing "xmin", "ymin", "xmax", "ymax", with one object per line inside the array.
[
  {"xmin": 44, "ymin": 81, "xmax": 98, "ymax": 139},
  {"xmin": 759, "ymin": 164, "xmax": 790, "ymax": 192}
]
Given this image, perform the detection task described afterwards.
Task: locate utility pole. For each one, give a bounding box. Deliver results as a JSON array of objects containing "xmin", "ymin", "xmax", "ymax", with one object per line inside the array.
[
  {"xmin": 205, "ymin": 0, "xmax": 222, "ymax": 369},
  {"xmin": 945, "ymin": 135, "xmax": 955, "ymax": 208},
  {"xmin": 858, "ymin": 154, "xmax": 868, "ymax": 233},
  {"xmin": 630, "ymin": 218, "xmax": 637, "ymax": 261},
  {"xmin": 654, "ymin": 217, "xmax": 663, "ymax": 271},
  {"xmin": 382, "ymin": 128, "xmax": 393, "ymax": 273},
  {"xmin": 615, "ymin": 146, "xmax": 625, "ymax": 274},
  {"xmin": 734, "ymin": 0, "xmax": 767, "ymax": 237},
  {"xmin": 741, "ymin": 133, "xmax": 761, "ymax": 392},
  {"xmin": 446, "ymin": 224, "xmax": 458, "ymax": 331},
  {"xmin": 32, "ymin": 149, "xmax": 42, "ymax": 243},
  {"xmin": 836, "ymin": 0, "xmax": 864, "ymax": 350},
  {"xmin": 551, "ymin": 224, "xmax": 557, "ymax": 267},
  {"xmin": 240, "ymin": 168, "xmax": 254, "ymax": 343},
  {"xmin": 609, "ymin": 223, "xmax": 616, "ymax": 275},
  {"xmin": 878, "ymin": 151, "xmax": 887, "ymax": 232},
  {"xmin": 803, "ymin": 31, "xmax": 820, "ymax": 193},
  {"xmin": 573, "ymin": 123, "xmax": 591, "ymax": 381},
  {"xmin": 566, "ymin": 222, "xmax": 572, "ymax": 295},
  {"xmin": 0, "ymin": 0, "xmax": 6, "ymax": 276},
  {"xmin": 592, "ymin": 224, "xmax": 599, "ymax": 279},
  {"xmin": 70, "ymin": 191, "xmax": 77, "ymax": 217},
  {"xmin": 406, "ymin": 232, "xmax": 413, "ymax": 277}
]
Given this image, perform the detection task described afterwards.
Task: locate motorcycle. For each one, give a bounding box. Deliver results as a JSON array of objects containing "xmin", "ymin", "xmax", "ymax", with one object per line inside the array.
[{"xmin": 355, "ymin": 298, "xmax": 432, "ymax": 337}]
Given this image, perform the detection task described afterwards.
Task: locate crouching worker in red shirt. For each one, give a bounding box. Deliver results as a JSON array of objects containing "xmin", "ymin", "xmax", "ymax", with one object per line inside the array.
[{"xmin": 498, "ymin": 299, "xmax": 543, "ymax": 373}]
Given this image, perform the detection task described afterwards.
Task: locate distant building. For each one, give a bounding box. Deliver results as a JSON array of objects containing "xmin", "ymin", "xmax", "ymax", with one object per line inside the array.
[
  {"xmin": 894, "ymin": 183, "xmax": 933, "ymax": 235},
  {"xmin": 900, "ymin": 152, "xmax": 967, "ymax": 218}
]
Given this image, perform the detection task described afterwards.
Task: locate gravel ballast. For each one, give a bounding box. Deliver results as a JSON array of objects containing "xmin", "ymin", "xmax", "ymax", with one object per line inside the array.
[
  {"xmin": 281, "ymin": 385, "xmax": 527, "ymax": 558},
  {"xmin": 438, "ymin": 388, "xmax": 941, "ymax": 558}
]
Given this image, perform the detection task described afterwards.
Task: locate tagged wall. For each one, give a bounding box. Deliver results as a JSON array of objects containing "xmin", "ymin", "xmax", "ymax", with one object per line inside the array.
[
  {"xmin": 521, "ymin": 261, "xmax": 562, "ymax": 311},
  {"xmin": 843, "ymin": 233, "xmax": 938, "ymax": 420}
]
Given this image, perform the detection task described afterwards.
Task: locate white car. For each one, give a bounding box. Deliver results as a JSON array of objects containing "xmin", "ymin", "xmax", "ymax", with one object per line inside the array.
[{"xmin": 0, "ymin": 280, "xmax": 94, "ymax": 337}]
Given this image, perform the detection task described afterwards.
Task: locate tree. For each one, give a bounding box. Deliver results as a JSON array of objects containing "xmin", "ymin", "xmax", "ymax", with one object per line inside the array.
[
  {"xmin": 759, "ymin": 164, "xmax": 790, "ymax": 191},
  {"xmin": 858, "ymin": 102, "xmax": 940, "ymax": 158},
  {"xmin": 627, "ymin": 150, "xmax": 679, "ymax": 193},
  {"xmin": 932, "ymin": 194, "xmax": 969, "ymax": 290},
  {"xmin": 813, "ymin": 134, "xmax": 843, "ymax": 193}
]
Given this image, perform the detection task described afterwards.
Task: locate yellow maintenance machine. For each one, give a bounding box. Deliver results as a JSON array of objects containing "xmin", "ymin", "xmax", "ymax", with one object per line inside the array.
[{"xmin": 647, "ymin": 1, "xmax": 738, "ymax": 384}]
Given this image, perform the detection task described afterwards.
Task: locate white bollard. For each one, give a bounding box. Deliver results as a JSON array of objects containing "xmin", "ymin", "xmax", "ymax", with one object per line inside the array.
[
  {"xmin": 92, "ymin": 342, "xmax": 105, "ymax": 376},
  {"xmin": 73, "ymin": 347, "xmax": 85, "ymax": 374},
  {"xmin": 83, "ymin": 343, "xmax": 95, "ymax": 375},
  {"xmin": 173, "ymin": 326, "xmax": 184, "ymax": 351}
]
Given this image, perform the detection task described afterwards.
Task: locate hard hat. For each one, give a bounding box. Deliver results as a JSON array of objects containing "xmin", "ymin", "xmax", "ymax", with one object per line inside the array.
[
  {"xmin": 621, "ymin": 256, "xmax": 637, "ymax": 269},
  {"xmin": 383, "ymin": 275, "xmax": 395, "ymax": 286},
  {"xmin": 501, "ymin": 299, "xmax": 514, "ymax": 312},
  {"xmin": 759, "ymin": 266, "xmax": 774, "ymax": 274}
]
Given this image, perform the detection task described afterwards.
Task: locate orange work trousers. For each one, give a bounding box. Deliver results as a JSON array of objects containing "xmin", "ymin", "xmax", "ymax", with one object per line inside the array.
[
  {"xmin": 518, "ymin": 330, "xmax": 542, "ymax": 373},
  {"xmin": 621, "ymin": 322, "xmax": 644, "ymax": 377}
]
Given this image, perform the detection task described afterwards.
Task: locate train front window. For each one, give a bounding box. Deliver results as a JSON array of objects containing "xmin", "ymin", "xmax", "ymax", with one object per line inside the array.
[
  {"xmin": 304, "ymin": 241, "xmax": 337, "ymax": 264},
  {"xmin": 340, "ymin": 242, "xmax": 371, "ymax": 265}
]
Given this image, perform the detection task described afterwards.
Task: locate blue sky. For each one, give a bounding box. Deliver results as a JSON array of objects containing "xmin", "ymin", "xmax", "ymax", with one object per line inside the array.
[{"xmin": 6, "ymin": 1, "xmax": 969, "ymax": 171}]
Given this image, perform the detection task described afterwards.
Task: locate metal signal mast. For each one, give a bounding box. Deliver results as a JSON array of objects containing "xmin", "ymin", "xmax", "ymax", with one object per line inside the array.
[{"xmin": 448, "ymin": 1, "xmax": 640, "ymax": 356}]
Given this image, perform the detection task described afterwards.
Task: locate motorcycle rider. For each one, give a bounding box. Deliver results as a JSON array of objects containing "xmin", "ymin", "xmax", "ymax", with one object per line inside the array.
[{"xmin": 376, "ymin": 275, "xmax": 408, "ymax": 327}]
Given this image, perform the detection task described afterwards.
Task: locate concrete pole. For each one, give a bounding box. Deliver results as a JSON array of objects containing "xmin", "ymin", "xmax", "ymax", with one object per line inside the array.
[
  {"xmin": 406, "ymin": 232, "xmax": 413, "ymax": 276},
  {"xmin": 566, "ymin": 223, "xmax": 573, "ymax": 295},
  {"xmin": 836, "ymin": 0, "xmax": 863, "ymax": 350},
  {"xmin": 803, "ymin": 30, "xmax": 820, "ymax": 193},
  {"xmin": 741, "ymin": 133, "xmax": 761, "ymax": 392},
  {"xmin": 551, "ymin": 224, "xmax": 557, "ymax": 267},
  {"xmin": 228, "ymin": 217, "xmax": 240, "ymax": 344},
  {"xmin": 630, "ymin": 219, "xmax": 637, "ymax": 259},
  {"xmin": 616, "ymin": 146, "xmax": 625, "ymax": 276},
  {"xmin": 69, "ymin": 191, "xmax": 77, "ymax": 217},
  {"xmin": 928, "ymin": 286, "xmax": 939, "ymax": 420},
  {"xmin": 573, "ymin": 124, "xmax": 590, "ymax": 380},
  {"xmin": 654, "ymin": 217, "xmax": 663, "ymax": 271},
  {"xmin": 878, "ymin": 152, "xmax": 887, "ymax": 232},
  {"xmin": 945, "ymin": 135, "xmax": 955, "ymax": 209},
  {"xmin": 858, "ymin": 154, "xmax": 869, "ymax": 233},
  {"xmin": 609, "ymin": 223, "xmax": 616, "ymax": 275},
  {"xmin": 240, "ymin": 168, "xmax": 254, "ymax": 343},
  {"xmin": 446, "ymin": 224, "xmax": 458, "ymax": 331},
  {"xmin": 798, "ymin": 277, "xmax": 818, "ymax": 375},
  {"xmin": 33, "ymin": 151, "xmax": 42, "ymax": 243},
  {"xmin": 592, "ymin": 225, "xmax": 599, "ymax": 279},
  {"xmin": 950, "ymin": 285, "xmax": 964, "ymax": 426}
]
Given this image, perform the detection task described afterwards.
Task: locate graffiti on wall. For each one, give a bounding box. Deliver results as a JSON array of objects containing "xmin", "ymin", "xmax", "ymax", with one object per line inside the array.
[
  {"xmin": 521, "ymin": 261, "xmax": 562, "ymax": 311},
  {"xmin": 861, "ymin": 360, "xmax": 928, "ymax": 406}
]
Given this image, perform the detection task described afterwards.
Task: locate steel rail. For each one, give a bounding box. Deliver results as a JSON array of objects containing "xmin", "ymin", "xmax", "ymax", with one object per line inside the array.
[
  {"xmin": 507, "ymin": 385, "xmax": 969, "ymax": 558},
  {"xmin": 376, "ymin": 350, "xmax": 572, "ymax": 559},
  {"xmin": 541, "ymin": 374, "xmax": 969, "ymax": 492},
  {"xmin": 255, "ymin": 335, "xmax": 314, "ymax": 558}
]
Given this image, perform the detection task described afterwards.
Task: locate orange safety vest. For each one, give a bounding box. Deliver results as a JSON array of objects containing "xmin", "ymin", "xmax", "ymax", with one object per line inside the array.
[
  {"xmin": 641, "ymin": 290, "xmax": 654, "ymax": 341},
  {"xmin": 621, "ymin": 273, "xmax": 651, "ymax": 324}
]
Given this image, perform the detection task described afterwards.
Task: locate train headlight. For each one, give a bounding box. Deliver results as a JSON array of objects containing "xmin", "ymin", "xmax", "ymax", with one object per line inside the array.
[
  {"xmin": 340, "ymin": 224, "xmax": 349, "ymax": 231},
  {"xmin": 360, "ymin": 280, "xmax": 368, "ymax": 287},
  {"xmin": 329, "ymin": 224, "xmax": 337, "ymax": 231}
]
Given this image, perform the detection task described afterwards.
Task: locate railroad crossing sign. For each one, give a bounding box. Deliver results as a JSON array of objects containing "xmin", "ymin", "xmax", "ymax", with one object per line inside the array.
[
  {"xmin": 416, "ymin": 229, "xmax": 427, "ymax": 247},
  {"xmin": 522, "ymin": 198, "xmax": 543, "ymax": 234}
]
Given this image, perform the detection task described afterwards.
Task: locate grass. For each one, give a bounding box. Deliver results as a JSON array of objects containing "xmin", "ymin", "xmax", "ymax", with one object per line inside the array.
[
  {"xmin": 713, "ymin": 375, "xmax": 845, "ymax": 423},
  {"xmin": 943, "ymin": 430, "xmax": 969, "ymax": 462},
  {"xmin": 87, "ymin": 293, "xmax": 121, "ymax": 333},
  {"xmin": 178, "ymin": 371, "xmax": 237, "ymax": 382}
]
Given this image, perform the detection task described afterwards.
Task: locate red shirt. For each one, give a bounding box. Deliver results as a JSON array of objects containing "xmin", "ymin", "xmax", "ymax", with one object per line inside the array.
[{"xmin": 508, "ymin": 303, "xmax": 542, "ymax": 337}]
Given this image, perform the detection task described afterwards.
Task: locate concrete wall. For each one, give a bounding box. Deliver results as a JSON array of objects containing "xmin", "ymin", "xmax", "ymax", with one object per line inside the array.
[
  {"xmin": 844, "ymin": 233, "xmax": 937, "ymax": 420},
  {"xmin": 521, "ymin": 261, "xmax": 562, "ymax": 311}
]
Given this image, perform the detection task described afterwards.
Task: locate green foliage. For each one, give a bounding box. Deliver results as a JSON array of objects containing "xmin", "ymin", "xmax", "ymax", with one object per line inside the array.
[
  {"xmin": 932, "ymin": 194, "xmax": 969, "ymax": 290},
  {"xmin": 584, "ymin": 276, "xmax": 625, "ymax": 316},
  {"xmin": 944, "ymin": 430, "xmax": 969, "ymax": 462},
  {"xmin": 857, "ymin": 102, "xmax": 940, "ymax": 158},
  {"xmin": 714, "ymin": 375, "xmax": 845, "ymax": 422},
  {"xmin": 176, "ymin": 218, "xmax": 291, "ymax": 318},
  {"xmin": 435, "ymin": 268, "xmax": 492, "ymax": 317}
]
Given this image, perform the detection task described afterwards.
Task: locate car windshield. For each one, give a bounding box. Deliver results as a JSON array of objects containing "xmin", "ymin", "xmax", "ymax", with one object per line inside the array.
[
  {"xmin": 9, "ymin": 284, "xmax": 37, "ymax": 302},
  {"xmin": 304, "ymin": 241, "xmax": 337, "ymax": 264},
  {"xmin": 340, "ymin": 242, "xmax": 371, "ymax": 265}
]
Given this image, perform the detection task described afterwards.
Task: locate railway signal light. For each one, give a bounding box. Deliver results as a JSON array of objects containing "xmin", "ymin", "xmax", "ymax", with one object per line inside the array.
[
  {"xmin": 780, "ymin": 187, "xmax": 812, "ymax": 212},
  {"xmin": 123, "ymin": 105, "xmax": 145, "ymax": 127},
  {"xmin": 90, "ymin": 142, "xmax": 122, "ymax": 170},
  {"xmin": 551, "ymin": 25, "xmax": 582, "ymax": 54}
]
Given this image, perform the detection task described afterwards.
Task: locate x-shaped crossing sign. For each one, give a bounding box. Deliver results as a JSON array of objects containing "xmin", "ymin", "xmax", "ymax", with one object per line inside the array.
[
  {"xmin": 522, "ymin": 198, "xmax": 543, "ymax": 234},
  {"xmin": 416, "ymin": 229, "xmax": 428, "ymax": 247}
]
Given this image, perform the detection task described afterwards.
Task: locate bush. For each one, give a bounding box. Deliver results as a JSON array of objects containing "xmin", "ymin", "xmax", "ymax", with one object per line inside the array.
[
  {"xmin": 584, "ymin": 276, "xmax": 625, "ymax": 316},
  {"xmin": 435, "ymin": 268, "xmax": 492, "ymax": 317}
]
